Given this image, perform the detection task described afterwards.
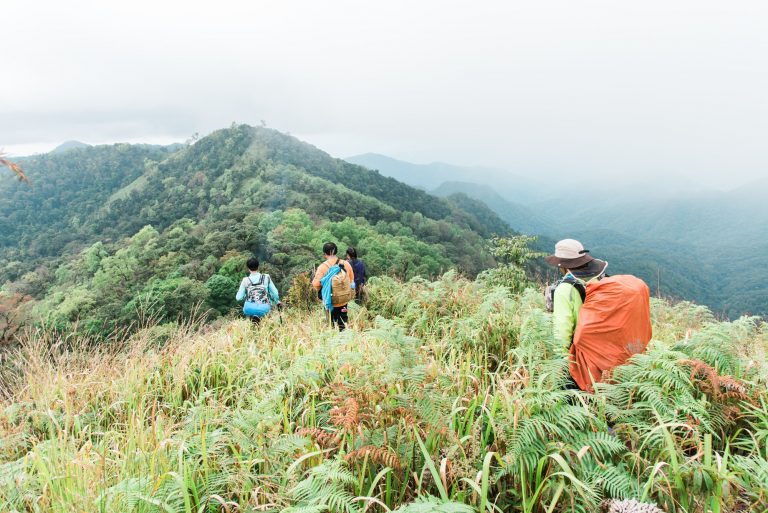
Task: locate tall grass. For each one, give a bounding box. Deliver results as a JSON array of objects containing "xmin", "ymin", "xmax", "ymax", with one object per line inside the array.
[{"xmin": 1, "ymin": 273, "xmax": 766, "ymax": 512}]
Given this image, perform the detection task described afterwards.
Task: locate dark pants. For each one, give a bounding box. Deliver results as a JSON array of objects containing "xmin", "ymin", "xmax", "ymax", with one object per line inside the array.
[
  {"xmin": 354, "ymin": 284, "xmax": 367, "ymax": 304},
  {"xmin": 330, "ymin": 305, "xmax": 349, "ymax": 331},
  {"xmin": 564, "ymin": 374, "xmax": 582, "ymax": 391}
]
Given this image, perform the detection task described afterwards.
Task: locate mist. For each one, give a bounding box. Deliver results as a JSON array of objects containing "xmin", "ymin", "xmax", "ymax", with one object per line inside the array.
[{"xmin": 3, "ymin": 0, "xmax": 767, "ymax": 190}]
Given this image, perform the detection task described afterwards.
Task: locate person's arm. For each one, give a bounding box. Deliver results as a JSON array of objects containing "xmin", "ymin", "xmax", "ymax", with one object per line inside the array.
[
  {"xmin": 235, "ymin": 278, "xmax": 247, "ymax": 302},
  {"xmin": 360, "ymin": 261, "xmax": 366, "ymax": 284},
  {"xmin": 312, "ymin": 262, "xmax": 327, "ymax": 290},
  {"xmin": 266, "ymin": 276, "xmax": 280, "ymax": 304},
  {"xmin": 345, "ymin": 260, "xmax": 355, "ymax": 289},
  {"xmin": 552, "ymin": 283, "xmax": 582, "ymax": 351}
]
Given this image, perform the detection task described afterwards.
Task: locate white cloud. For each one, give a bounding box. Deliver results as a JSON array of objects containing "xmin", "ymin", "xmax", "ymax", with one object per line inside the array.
[{"xmin": 2, "ymin": 0, "xmax": 767, "ymax": 188}]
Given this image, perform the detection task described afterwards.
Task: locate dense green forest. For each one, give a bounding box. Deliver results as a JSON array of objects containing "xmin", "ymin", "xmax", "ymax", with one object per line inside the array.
[{"xmin": 0, "ymin": 125, "xmax": 510, "ymax": 339}]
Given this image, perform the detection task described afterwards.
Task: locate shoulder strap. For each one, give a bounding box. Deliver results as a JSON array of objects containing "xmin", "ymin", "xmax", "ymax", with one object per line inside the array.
[
  {"xmin": 561, "ymin": 276, "xmax": 586, "ymax": 303},
  {"xmin": 247, "ymin": 275, "xmax": 266, "ymax": 287}
]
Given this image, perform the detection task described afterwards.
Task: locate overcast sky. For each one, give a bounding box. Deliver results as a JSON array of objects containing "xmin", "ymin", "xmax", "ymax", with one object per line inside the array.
[{"xmin": 3, "ymin": 1, "xmax": 766, "ymax": 189}]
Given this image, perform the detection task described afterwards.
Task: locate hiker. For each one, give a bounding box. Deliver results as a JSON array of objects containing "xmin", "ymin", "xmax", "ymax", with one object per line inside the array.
[
  {"xmin": 545, "ymin": 239, "xmax": 652, "ymax": 392},
  {"xmin": 236, "ymin": 257, "xmax": 281, "ymax": 324},
  {"xmin": 345, "ymin": 246, "xmax": 367, "ymax": 304},
  {"xmin": 312, "ymin": 242, "xmax": 355, "ymax": 331},
  {"xmin": 545, "ymin": 239, "xmax": 608, "ymax": 352}
]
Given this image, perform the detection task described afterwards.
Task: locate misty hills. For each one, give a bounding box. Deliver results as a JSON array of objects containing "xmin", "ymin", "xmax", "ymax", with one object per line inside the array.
[
  {"xmin": 346, "ymin": 153, "xmax": 554, "ymax": 204},
  {"xmin": 347, "ymin": 153, "xmax": 767, "ymax": 318},
  {"xmin": 547, "ymin": 180, "xmax": 768, "ymax": 248},
  {"xmin": 432, "ymin": 181, "xmax": 558, "ymax": 235}
]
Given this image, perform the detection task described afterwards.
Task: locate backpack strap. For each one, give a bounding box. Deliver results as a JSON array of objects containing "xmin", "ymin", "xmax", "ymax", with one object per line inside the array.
[
  {"xmin": 247, "ymin": 274, "xmax": 266, "ymax": 287},
  {"xmin": 561, "ymin": 275, "xmax": 587, "ymax": 303}
]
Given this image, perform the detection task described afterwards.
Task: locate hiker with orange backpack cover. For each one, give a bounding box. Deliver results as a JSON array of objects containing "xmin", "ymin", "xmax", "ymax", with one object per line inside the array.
[{"xmin": 545, "ymin": 239, "xmax": 652, "ymax": 391}]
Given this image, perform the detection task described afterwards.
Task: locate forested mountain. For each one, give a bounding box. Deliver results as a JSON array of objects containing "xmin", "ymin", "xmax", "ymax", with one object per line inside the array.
[{"xmin": 0, "ymin": 125, "xmax": 510, "ymax": 337}]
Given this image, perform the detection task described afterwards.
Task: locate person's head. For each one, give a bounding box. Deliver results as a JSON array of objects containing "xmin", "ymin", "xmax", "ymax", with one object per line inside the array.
[
  {"xmin": 322, "ymin": 242, "xmax": 338, "ymax": 257},
  {"xmin": 545, "ymin": 239, "xmax": 594, "ymax": 270},
  {"xmin": 246, "ymin": 257, "xmax": 259, "ymax": 272},
  {"xmin": 546, "ymin": 239, "xmax": 607, "ymax": 279},
  {"xmin": 346, "ymin": 246, "xmax": 357, "ymax": 260}
]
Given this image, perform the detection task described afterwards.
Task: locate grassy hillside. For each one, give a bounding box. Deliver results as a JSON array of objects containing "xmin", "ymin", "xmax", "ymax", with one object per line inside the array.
[{"xmin": 1, "ymin": 273, "xmax": 766, "ymax": 512}]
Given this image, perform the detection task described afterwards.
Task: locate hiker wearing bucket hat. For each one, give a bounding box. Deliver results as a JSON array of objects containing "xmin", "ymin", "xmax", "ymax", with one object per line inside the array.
[{"xmin": 545, "ymin": 239, "xmax": 608, "ymax": 352}]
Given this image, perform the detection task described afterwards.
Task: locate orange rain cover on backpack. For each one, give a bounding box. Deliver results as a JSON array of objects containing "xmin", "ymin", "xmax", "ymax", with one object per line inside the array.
[{"xmin": 569, "ymin": 275, "xmax": 652, "ymax": 392}]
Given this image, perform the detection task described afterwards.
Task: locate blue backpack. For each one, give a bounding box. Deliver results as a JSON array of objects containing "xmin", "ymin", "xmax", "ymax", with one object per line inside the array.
[{"xmin": 243, "ymin": 275, "xmax": 272, "ymax": 316}]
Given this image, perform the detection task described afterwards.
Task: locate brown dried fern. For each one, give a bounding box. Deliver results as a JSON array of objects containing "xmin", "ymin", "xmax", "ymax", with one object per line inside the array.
[
  {"xmin": 680, "ymin": 359, "xmax": 753, "ymax": 406},
  {"xmin": 296, "ymin": 427, "xmax": 340, "ymax": 448},
  {"xmin": 330, "ymin": 397, "xmax": 360, "ymax": 432},
  {"xmin": 388, "ymin": 406, "xmax": 418, "ymax": 426},
  {"xmin": 344, "ymin": 445, "xmax": 402, "ymax": 470}
]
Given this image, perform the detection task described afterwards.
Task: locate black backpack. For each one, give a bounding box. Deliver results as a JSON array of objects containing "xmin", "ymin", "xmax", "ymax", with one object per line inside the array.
[
  {"xmin": 245, "ymin": 275, "xmax": 270, "ymax": 305},
  {"xmin": 545, "ymin": 276, "xmax": 586, "ymax": 312}
]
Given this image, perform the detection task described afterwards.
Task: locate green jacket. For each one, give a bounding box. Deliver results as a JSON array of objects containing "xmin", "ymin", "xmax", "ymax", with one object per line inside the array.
[
  {"xmin": 553, "ymin": 280, "xmax": 585, "ymax": 351},
  {"xmin": 552, "ymin": 260, "xmax": 609, "ymax": 351}
]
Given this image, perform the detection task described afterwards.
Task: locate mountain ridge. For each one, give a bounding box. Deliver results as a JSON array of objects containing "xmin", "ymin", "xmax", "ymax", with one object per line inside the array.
[{"xmin": 0, "ymin": 125, "xmax": 513, "ymax": 336}]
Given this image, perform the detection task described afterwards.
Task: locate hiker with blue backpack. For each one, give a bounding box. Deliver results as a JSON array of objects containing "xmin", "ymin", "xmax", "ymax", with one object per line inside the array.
[
  {"xmin": 313, "ymin": 242, "xmax": 355, "ymax": 331},
  {"xmin": 236, "ymin": 257, "xmax": 282, "ymax": 324}
]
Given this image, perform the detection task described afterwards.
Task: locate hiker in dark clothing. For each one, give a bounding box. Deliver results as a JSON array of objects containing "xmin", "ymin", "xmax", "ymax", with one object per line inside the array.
[{"xmin": 346, "ymin": 247, "xmax": 367, "ymax": 304}]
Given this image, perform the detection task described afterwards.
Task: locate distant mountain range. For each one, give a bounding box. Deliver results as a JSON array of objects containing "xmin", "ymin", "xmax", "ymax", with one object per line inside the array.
[
  {"xmin": 345, "ymin": 153, "xmax": 767, "ymax": 318},
  {"xmin": 346, "ymin": 153, "xmax": 555, "ymax": 204}
]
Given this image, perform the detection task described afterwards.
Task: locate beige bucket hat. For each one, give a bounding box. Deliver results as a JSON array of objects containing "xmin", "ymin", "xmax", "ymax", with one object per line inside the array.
[{"xmin": 545, "ymin": 239, "xmax": 595, "ymax": 268}]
